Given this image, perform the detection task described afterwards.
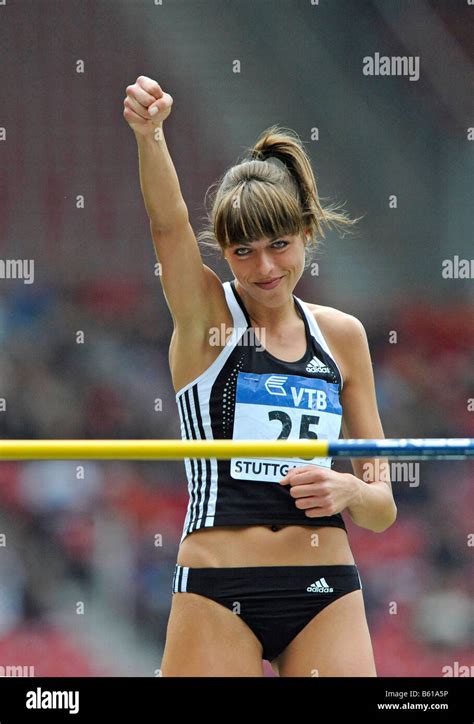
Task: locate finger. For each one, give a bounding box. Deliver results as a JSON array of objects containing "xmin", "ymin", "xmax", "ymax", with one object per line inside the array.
[
  {"xmin": 294, "ymin": 496, "xmax": 322, "ymax": 510},
  {"xmin": 126, "ymin": 83, "xmax": 158, "ymax": 111},
  {"xmin": 123, "ymin": 105, "xmax": 147, "ymax": 126},
  {"xmin": 304, "ymin": 507, "xmax": 335, "ymax": 518},
  {"xmin": 124, "ymin": 95, "xmax": 151, "ymax": 120},
  {"xmin": 284, "ymin": 469, "xmax": 328, "ymax": 486},
  {"xmin": 148, "ymin": 92, "xmax": 173, "ymax": 116},
  {"xmin": 289, "ymin": 483, "xmax": 328, "ymax": 499},
  {"xmin": 280, "ymin": 466, "xmax": 317, "ymax": 485},
  {"xmin": 136, "ymin": 75, "xmax": 163, "ymax": 99}
]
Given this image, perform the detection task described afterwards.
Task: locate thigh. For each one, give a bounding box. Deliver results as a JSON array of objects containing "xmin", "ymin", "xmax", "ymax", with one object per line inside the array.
[
  {"xmin": 276, "ymin": 590, "xmax": 377, "ymax": 677},
  {"xmin": 161, "ymin": 592, "xmax": 264, "ymax": 677}
]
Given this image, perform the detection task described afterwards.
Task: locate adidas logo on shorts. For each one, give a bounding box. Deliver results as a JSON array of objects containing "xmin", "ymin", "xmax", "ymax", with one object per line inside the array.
[
  {"xmin": 307, "ymin": 577, "xmax": 334, "ymax": 593},
  {"xmin": 305, "ymin": 355, "xmax": 333, "ymax": 375}
]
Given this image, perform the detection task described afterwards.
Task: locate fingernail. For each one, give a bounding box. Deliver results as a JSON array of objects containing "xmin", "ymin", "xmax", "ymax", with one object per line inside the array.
[{"xmin": 149, "ymin": 106, "xmax": 158, "ymax": 116}]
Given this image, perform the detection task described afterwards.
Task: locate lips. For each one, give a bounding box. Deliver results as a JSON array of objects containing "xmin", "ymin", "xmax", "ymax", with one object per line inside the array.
[{"xmin": 255, "ymin": 276, "xmax": 283, "ymax": 289}]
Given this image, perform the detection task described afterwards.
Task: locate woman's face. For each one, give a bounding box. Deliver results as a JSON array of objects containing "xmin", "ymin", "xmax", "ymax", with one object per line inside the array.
[{"xmin": 223, "ymin": 232, "xmax": 308, "ymax": 300}]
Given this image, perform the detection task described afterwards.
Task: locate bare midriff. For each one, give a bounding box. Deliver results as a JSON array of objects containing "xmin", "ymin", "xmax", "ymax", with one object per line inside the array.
[{"xmin": 176, "ymin": 525, "xmax": 355, "ymax": 567}]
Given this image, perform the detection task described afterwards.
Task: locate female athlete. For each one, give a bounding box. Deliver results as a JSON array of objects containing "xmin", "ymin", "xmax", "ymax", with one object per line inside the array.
[{"xmin": 123, "ymin": 75, "xmax": 397, "ymax": 677}]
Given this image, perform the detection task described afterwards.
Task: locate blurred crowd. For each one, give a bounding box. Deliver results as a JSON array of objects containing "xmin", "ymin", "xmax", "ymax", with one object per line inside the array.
[{"xmin": 0, "ymin": 280, "xmax": 473, "ymax": 676}]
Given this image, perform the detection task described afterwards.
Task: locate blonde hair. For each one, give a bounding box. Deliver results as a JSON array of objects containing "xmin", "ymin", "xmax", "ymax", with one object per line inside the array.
[{"xmin": 197, "ymin": 125, "xmax": 361, "ymax": 267}]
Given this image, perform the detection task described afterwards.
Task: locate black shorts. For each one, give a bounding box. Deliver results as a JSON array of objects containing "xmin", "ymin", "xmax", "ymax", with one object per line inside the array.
[{"xmin": 172, "ymin": 564, "xmax": 362, "ymax": 661}]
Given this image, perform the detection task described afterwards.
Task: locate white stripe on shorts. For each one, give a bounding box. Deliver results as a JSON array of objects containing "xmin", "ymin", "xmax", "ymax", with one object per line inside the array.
[{"xmin": 173, "ymin": 565, "xmax": 190, "ymax": 593}]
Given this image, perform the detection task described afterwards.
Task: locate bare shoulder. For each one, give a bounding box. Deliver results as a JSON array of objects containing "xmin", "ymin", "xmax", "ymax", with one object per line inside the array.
[
  {"xmin": 307, "ymin": 302, "xmax": 364, "ymax": 331},
  {"xmin": 305, "ymin": 303, "xmax": 367, "ymax": 385}
]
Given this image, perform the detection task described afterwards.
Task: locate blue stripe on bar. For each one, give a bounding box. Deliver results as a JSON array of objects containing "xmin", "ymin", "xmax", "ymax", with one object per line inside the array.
[{"xmin": 329, "ymin": 438, "xmax": 474, "ymax": 459}]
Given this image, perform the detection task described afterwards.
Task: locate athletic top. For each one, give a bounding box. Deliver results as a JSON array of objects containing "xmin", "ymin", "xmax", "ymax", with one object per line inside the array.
[{"xmin": 175, "ymin": 279, "xmax": 346, "ymax": 543}]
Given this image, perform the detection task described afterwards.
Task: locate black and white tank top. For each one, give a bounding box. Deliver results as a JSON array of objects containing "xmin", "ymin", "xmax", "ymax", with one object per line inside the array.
[{"xmin": 175, "ymin": 279, "xmax": 346, "ymax": 543}]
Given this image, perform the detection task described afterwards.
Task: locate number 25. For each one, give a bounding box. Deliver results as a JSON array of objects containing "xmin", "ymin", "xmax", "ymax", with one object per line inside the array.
[{"xmin": 268, "ymin": 411, "xmax": 320, "ymax": 461}]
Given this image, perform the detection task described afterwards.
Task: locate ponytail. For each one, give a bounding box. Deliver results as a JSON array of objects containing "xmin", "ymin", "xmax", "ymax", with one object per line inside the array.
[{"xmin": 197, "ymin": 124, "xmax": 360, "ymax": 262}]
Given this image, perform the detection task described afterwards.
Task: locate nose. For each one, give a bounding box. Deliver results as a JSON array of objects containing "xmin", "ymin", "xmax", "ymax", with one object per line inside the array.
[{"xmin": 254, "ymin": 251, "xmax": 275, "ymax": 276}]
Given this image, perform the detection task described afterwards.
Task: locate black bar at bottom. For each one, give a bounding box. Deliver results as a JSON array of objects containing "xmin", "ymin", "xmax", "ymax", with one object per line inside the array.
[{"xmin": 0, "ymin": 676, "xmax": 471, "ymax": 721}]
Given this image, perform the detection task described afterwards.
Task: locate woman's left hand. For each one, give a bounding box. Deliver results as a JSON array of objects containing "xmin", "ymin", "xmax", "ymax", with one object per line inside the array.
[{"xmin": 280, "ymin": 466, "xmax": 361, "ymax": 517}]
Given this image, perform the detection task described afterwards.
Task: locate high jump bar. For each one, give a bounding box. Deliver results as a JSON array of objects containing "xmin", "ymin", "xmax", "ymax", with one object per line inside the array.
[{"xmin": 0, "ymin": 439, "xmax": 473, "ymax": 460}]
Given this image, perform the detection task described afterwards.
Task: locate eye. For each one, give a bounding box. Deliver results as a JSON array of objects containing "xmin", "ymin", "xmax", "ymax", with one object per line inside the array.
[
  {"xmin": 234, "ymin": 239, "xmax": 290, "ymax": 257},
  {"xmin": 234, "ymin": 247, "xmax": 251, "ymax": 257}
]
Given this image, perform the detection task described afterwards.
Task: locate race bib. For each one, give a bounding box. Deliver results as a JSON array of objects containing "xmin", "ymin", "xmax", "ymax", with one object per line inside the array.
[{"xmin": 230, "ymin": 372, "xmax": 343, "ymax": 483}]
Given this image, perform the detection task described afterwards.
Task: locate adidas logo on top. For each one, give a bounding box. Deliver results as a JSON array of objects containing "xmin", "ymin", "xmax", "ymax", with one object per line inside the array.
[
  {"xmin": 305, "ymin": 355, "xmax": 332, "ymax": 375},
  {"xmin": 307, "ymin": 577, "xmax": 334, "ymax": 593}
]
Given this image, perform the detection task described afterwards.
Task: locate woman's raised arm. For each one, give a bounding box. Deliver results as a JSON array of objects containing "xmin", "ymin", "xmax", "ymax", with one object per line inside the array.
[{"xmin": 124, "ymin": 76, "xmax": 222, "ymax": 327}]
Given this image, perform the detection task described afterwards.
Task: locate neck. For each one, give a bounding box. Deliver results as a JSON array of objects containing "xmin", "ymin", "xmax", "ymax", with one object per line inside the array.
[{"xmin": 234, "ymin": 279, "xmax": 299, "ymax": 331}]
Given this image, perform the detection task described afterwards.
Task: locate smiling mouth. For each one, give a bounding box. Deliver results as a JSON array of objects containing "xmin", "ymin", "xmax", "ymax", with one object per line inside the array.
[{"xmin": 255, "ymin": 276, "xmax": 283, "ymax": 289}]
